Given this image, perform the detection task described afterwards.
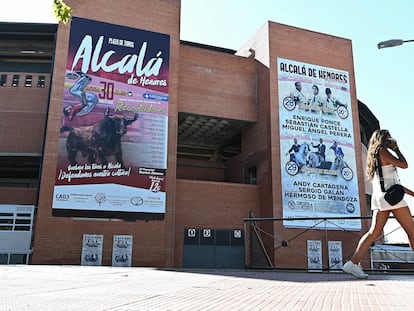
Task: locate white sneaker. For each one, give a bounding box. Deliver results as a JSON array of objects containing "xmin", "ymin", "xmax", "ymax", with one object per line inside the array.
[{"xmin": 342, "ymin": 261, "xmax": 368, "ymax": 279}]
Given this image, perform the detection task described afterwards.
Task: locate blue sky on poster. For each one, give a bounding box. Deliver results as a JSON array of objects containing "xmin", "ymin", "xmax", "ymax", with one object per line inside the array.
[{"xmin": 2, "ymin": 0, "xmax": 414, "ymax": 242}]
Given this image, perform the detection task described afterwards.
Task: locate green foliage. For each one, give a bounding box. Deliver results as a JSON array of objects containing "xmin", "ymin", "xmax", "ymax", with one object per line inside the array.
[{"xmin": 53, "ymin": 0, "xmax": 72, "ymax": 24}]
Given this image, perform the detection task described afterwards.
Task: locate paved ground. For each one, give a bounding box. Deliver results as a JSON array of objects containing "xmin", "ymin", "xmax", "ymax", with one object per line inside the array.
[{"xmin": 1, "ymin": 265, "xmax": 414, "ymax": 311}]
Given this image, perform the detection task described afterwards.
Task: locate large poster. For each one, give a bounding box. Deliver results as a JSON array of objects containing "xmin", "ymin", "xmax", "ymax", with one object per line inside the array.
[
  {"xmin": 53, "ymin": 17, "xmax": 170, "ymax": 219},
  {"xmin": 278, "ymin": 58, "xmax": 361, "ymax": 230}
]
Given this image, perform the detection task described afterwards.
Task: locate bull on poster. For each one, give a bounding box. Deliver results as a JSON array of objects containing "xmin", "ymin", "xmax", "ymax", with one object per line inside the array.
[
  {"xmin": 278, "ymin": 58, "xmax": 361, "ymax": 230},
  {"xmin": 53, "ymin": 17, "xmax": 170, "ymax": 219}
]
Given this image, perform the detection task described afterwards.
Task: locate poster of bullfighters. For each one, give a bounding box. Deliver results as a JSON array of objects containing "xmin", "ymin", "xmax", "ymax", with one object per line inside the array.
[
  {"xmin": 278, "ymin": 57, "xmax": 361, "ymax": 230},
  {"xmin": 53, "ymin": 17, "xmax": 170, "ymax": 220}
]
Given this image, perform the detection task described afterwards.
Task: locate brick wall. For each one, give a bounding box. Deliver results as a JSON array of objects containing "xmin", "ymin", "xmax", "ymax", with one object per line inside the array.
[
  {"xmin": 174, "ymin": 179, "xmax": 259, "ymax": 267},
  {"xmin": 0, "ymin": 73, "xmax": 50, "ymax": 153},
  {"xmin": 269, "ymin": 22, "xmax": 369, "ymax": 268},
  {"xmin": 178, "ymin": 44, "xmax": 257, "ymax": 121},
  {"xmin": 0, "ymin": 188, "xmax": 37, "ymax": 205}
]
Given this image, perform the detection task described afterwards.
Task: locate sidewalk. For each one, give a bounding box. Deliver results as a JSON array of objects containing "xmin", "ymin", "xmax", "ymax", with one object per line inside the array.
[{"xmin": 1, "ymin": 265, "xmax": 414, "ymax": 310}]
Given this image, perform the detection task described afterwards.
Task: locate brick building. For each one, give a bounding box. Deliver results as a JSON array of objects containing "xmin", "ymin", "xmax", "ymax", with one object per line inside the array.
[{"xmin": 0, "ymin": 0, "xmax": 379, "ymax": 269}]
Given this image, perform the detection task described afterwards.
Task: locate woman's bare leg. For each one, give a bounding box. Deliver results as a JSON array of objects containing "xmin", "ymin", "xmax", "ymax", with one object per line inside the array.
[
  {"xmin": 350, "ymin": 210, "xmax": 390, "ymax": 263},
  {"xmin": 392, "ymin": 207, "xmax": 414, "ymax": 249}
]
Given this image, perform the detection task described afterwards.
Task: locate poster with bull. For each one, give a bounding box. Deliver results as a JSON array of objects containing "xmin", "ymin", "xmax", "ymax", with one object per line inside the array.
[
  {"xmin": 53, "ymin": 17, "xmax": 169, "ymax": 220},
  {"xmin": 278, "ymin": 57, "xmax": 361, "ymax": 230}
]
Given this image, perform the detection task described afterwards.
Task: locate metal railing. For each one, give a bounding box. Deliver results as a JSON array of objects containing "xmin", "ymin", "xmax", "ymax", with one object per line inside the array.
[{"xmin": 244, "ymin": 214, "xmax": 414, "ymax": 273}]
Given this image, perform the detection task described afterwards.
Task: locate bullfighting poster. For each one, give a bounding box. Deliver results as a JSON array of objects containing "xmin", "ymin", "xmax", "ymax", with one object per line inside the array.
[
  {"xmin": 278, "ymin": 58, "xmax": 361, "ymax": 230},
  {"xmin": 81, "ymin": 234, "xmax": 103, "ymax": 266},
  {"xmin": 328, "ymin": 241, "xmax": 343, "ymax": 270},
  {"xmin": 112, "ymin": 235, "xmax": 133, "ymax": 267},
  {"xmin": 53, "ymin": 17, "xmax": 170, "ymax": 219},
  {"xmin": 307, "ymin": 240, "xmax": 322, "ymax": 271}
]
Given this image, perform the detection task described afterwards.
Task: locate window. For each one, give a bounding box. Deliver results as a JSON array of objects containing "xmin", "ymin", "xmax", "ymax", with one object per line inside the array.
[
  {"xmin": 0, "ymin": 253, "xmax": 27, "ymax": 264},
  {"xmin": 37, "ymin": 75, "xmax": 46, "ymax": 88},
  {"xmin": 0, "ymin": 211, "xmax": 33, "ymax": 231},
  {"xmin": 0, "ymin": 254, "xmax": 7, "ymax": 264},
  {"xmin": 248, "ymin": 166, "xmax": 257, "ymax": 185},
  {"xmin": 0, "ymin": 205, "xmax": 34, "ymax": 265},
  {"xmin": 14, "ymin": 218, "xmax": 31, "ymax": 231},
  {"xmin": 12, "ymin": 75, "xmax": 19, "ymax": 87},
  {"xmin": 0, "ymin": 213, "xmax": 13, "ymax": 231},
  {"xmin": 0, "ymin": 74, "xmax": 6, "ymax": 86},
  {"xmin": 9, "ymin": 254, "xmax": 27, "ymax": 264},
  {"xmin": 0, "ymin": 155, "xmax": 41, "ymax": 188},
  {"xmin": 24, "ymin": 75, "xmax": 33, "ymax": 87}
]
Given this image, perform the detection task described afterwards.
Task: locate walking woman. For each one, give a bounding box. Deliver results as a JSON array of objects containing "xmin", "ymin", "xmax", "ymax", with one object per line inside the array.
[{"xmin": 342, "ymin": 129, "xmax": 414, "ymax": 278}]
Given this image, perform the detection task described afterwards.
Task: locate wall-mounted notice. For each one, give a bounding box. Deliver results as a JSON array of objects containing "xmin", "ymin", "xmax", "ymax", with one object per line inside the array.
[
  {"xmin": 328, "ymin": 240, "xmax": 343, "ymax": 270},
  {"xmin": 112, "ymin": 235, "xmax": 133, "ymax": 267},
  {"xmin": 81, "ymin": 234, "xmax": 103, "ymax": 266},
  {"xmin": 307, "ymin": 240, "xmax": 322, "ymax": 271}
]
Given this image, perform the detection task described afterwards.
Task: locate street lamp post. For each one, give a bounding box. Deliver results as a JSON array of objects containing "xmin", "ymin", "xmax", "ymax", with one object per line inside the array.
[{"xmin": 377, "ymin": 39, "xmax": 414, "ymax": 49}]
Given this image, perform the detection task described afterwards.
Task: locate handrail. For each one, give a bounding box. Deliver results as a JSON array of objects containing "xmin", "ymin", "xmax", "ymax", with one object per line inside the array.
[{"xmin": 244, "ymin": 215, "xmax": 413, "ymax": 272}]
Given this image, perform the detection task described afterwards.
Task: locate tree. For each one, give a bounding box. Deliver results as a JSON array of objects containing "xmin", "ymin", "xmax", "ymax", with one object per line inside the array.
[{"xmin": 53, "ymin": 0, "xmax": 72, "ymax": 24}]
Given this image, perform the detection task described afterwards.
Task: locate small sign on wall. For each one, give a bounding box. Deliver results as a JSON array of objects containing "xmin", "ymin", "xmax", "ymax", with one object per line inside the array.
[
  {"xmin": 81, "ymin": 234, "xmax": 103, "ymax": 266},
  {"xmin": 307, "ymin": 240, "xmax": 322, "ymax": 272},
  {"xmin": 328, "ymin": 241, "xmax": 343, "ymax": 270},
  {"xmin": 188, "ymin": 228, "xmax": 196, "ymax": 237},
  {"xmin": 112, "ymin": 235, "xmax": 133, "ymax": 267}
]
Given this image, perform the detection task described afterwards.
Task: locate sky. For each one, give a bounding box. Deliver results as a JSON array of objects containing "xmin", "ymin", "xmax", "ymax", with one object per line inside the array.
[{"xmin": 2, "ymin": 0, "xmax": 413, "ymax": 243}]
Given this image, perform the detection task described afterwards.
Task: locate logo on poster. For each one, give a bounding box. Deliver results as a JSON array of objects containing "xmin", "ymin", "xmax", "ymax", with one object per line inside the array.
[
  {"xmin": 130, "ymin": 196, "xmax": 144, "ymax": 206},
  {"xmin": 95, "ymin": 193, "xmax": 106, "ymax": 205},
  {"xmin": 71, "ymin": 36, "xmax": 166, "ymax": 86},
  {"xmin": 55, "ymin": 193, "xmax": 69, "ymax": 200}
]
